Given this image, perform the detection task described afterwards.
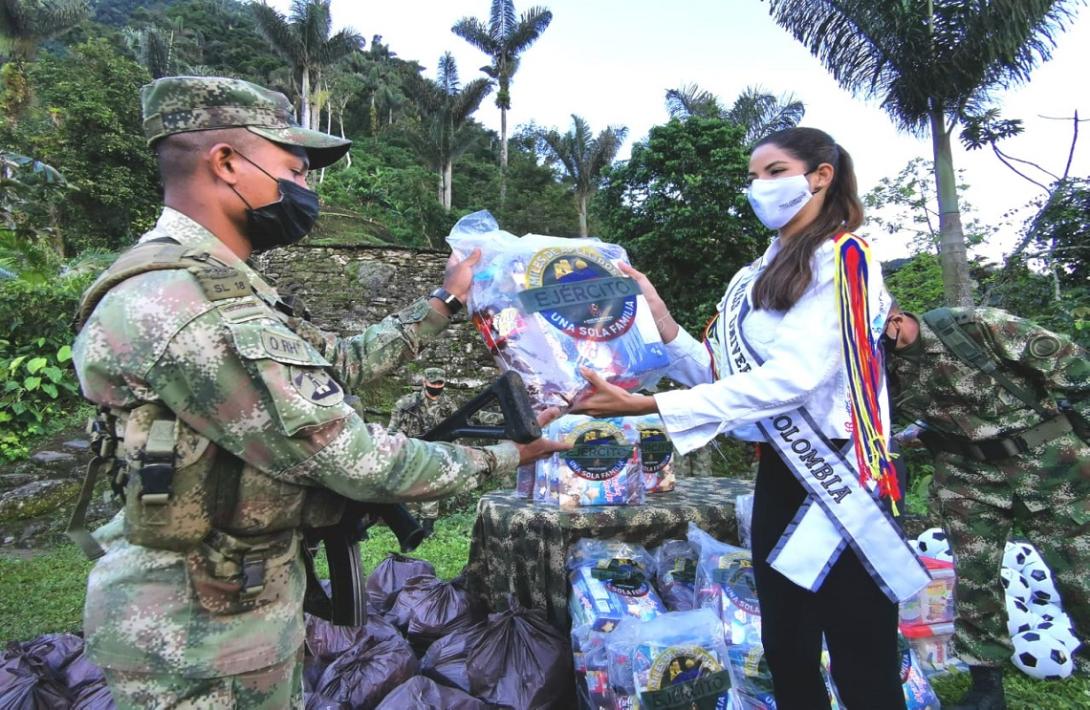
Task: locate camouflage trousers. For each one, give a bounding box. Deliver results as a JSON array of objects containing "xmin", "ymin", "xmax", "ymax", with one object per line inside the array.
[
  {"xmin": 935, "ymin": 433, "xmax": 1090, "ymax": 675},
  {"xmin": 103, "ymin": 649, "xmax": 303, "ymax": 709}
]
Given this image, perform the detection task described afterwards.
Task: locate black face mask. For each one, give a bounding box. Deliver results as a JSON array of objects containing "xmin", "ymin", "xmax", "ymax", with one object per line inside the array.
[
  {"xmin": 425, "ymin": 386, "xmax": 444, "ymax": 398},
  {"xmin": 231, "ymin": 151, "xmax": 319, "ymax": 252}
]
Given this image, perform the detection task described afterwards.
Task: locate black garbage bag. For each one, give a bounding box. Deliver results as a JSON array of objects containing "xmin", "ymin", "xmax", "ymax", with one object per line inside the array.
[
  {"xmin": 365, "ymin": 553, "xmax": 436, "ymax": 614},
  {"xmin": 0, "ymin": 642, "xmax": 71, "ymax": 710},
  {"xmin": 387, "ymin": 574, "xmax": 441, "ymax": 631},
  {"xmin": 419, "ymin": 623, "xmax": 480, "ymax": 693},
  {"xmin": 309, "ymin": 627, "xmax": 417, "ymax": 709},
  {"xmin": 406, "ymin": 575, "xmax": 475, "ymax": 648},
  {"xmin": 375, "ymin": 676, "xmax": 488, "ymax": 710},
  {"xmin": 303, "ymin": 613, "xmax": 402, "ymax": 693},
  {"xmin": 466, "ymin": 601, "xmax": 575, "ymax": 710},
  {"xmin": 72, "ymin": 680, "xmax": 115, "ymax": 710}
]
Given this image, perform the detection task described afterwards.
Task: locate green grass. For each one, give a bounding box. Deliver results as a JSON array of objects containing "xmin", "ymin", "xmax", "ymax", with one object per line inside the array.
[
  {"xmin": 4, "ymin": 508, "xmax": 1089, "ymax": 710},
  {"xmin": 930, "ymin": 667, "xmax": 1090, "ymax": 709}
]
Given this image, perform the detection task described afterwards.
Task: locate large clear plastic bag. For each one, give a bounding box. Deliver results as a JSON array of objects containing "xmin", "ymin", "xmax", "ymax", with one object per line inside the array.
[
  {"xmin": 567, "ymin": 539, "xmax": 665, "ymax": 632},
  {"xmin": 539, "ymin": 415, "xmax": 644, "ymax": 509},
  {"xmin": 606, "ymin": 609, "xmax": 731, "ymax": 709},
  {"xmin": 446, "ymin": 211, "xmax": 669, "ymax": 410},
  {"xmin": 570, "ymin": 623, "xmax": 614, "ymax": 710},
  {"xmin": 687, "ymin": 523, "xmax": 761, "ymax": 645},
  {"xmin": 651, "ymin": 539, "xmax": 698, "ymax": 612}
]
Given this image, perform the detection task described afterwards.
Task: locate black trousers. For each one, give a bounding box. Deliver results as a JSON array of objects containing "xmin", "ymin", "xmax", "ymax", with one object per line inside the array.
[{"xmin": 751, "ymin": 442, "xmax": 906, "ymax": 710}]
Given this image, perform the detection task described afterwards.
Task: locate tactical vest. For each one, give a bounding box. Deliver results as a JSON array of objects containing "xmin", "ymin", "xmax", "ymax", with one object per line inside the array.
[
  {"xmin": 68, "ymin": 239, "xmax": 343, "ymax": 609},
  {"xmin": 915, "ymin": 307, "xmax": 1085, "ymax": 461}
]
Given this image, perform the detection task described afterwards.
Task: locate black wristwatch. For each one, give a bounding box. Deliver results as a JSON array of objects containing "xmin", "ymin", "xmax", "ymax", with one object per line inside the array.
[{"xmin": 429, "ymin": 287, "xmax": 464, "ymax": 315}]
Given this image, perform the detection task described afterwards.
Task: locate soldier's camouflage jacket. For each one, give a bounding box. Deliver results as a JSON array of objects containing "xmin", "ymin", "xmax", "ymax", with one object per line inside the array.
[
  {"xmin": 887, "ymin": 306, "xmax": 1090, "ymax": 512},
  {"xmin": 388, "ymin": 390, "xmax": 457, "ymax": 438},
  {"xmin": 72, "ymin": 207, "xmax": 519, "ymax": 678}
]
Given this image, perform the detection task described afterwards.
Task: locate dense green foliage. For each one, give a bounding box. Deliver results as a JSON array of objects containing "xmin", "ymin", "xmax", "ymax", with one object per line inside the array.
[{"xmin": 596, "ymin": 117, "xmax": 767, "ymax": 332}]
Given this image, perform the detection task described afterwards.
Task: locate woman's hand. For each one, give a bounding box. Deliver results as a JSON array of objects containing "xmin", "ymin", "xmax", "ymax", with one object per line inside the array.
[
  {"xmin": 569, "ymin": 367, "xmax": 658, "ymax": 418},
  {"xmin": 621, "ymin": 262, "xmax": 679, "ymax": 343},
  {"xmin": 514, "ymin": 406, "xmax": 572, "ymax": 466}
]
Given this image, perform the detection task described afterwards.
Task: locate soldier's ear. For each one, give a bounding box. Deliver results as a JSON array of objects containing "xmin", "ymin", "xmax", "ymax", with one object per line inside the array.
[{"xmin": 208, "ymin": 143, "xmax": 242, "ymax": 185}]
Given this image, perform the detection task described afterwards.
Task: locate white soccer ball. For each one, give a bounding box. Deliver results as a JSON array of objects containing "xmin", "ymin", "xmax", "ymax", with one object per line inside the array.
[
  {"xmin": 916, "ymin": 528, "xmax": 952, "ymax": 561},
  {"xmin": 1003, "ymin": 540, "xmax": 1043, "ymax": 572},
  {"xmin": 1006, "ymin": 596, "xmax": 1039, "ymax": 637},
  {"xmin": 1034, "ymin": 620, "xmax": 1083, "ymax": 656},
  {"xmin": 1023, "ymin": 562, "xmax": 1062, "ymax": 606},
  {"xmin": 1028, "ymin": 598, "xmax": 1065, "ymax": 622},
  {"xmin": 1012, "ymin": 629, "xmax": 1074, "ymax": 680},
  {"xmin": 1000, "ymin": 568, "xmax": 1032, "ymax": 602}
]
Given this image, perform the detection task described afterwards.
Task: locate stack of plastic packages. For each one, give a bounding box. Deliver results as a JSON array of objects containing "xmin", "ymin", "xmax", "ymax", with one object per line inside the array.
[
  {"xmin": 688, "ymin": 523, "xmax": 762, "ymax": 646},
  {"xmin": 897, "ymin": 547, "xmax": 960, "ymax": 675},
  {"xmin": 606, "ymin": 609, "xmax": 732, "ymax": 709},
  {"xmin": 632, "ymin": 414, "xmax": 677, "ymax": 493},
  {"xmin": 567, "ymin": 539, "xmax": 667, "ymax": 709},
  {"xmin": 535, "ymin": 414, "xmax": 644, "ymax": 509},
  {"xmin": 446, "ymin": 211, "xmax": 669, "ymax": 411}
]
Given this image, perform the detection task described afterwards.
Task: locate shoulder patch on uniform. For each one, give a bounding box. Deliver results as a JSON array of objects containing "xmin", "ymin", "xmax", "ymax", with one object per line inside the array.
[
  {"xmin": 289, "ymin": 366, "xmax": 344, "ymax": 406},
  {"xmin": 192, "ymin": 266, "xmax": 250, "ymax": 301},
  {"xmin": 226, "ymin": 322, "xmax": 331, "ymax": 366},
  {"xmin": 1027, "ymin": 335, "xmax": 1061, "ymax": 359},
  {"xmin": 217, "ymin": 297, "xmax": 269, "ymax": 324}
]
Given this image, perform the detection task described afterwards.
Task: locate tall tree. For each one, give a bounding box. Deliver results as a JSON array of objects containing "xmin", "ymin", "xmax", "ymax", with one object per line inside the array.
[
  {"xmin": 539, "ymin": 114, "xmax": 627, "ymax": 237},
  {"xmin": 406, "ymin": 52, "xmax": 493, "ymax": 212},
  {"xmin": 452, "ymin": 0, "xmax": 552, "ymax": 204},
  {"xmin": 251, "ymin": 0, "xmax": 362, "ymax": 130},
  {"xmin": 0, "ymin": 0, "xmax": 89, "ymax": 119},
  {"xmin": 665, "ymin": 83, "xmax": 804, "ymax": 146},
  {"xmin": 767, "ymin": 0, "xmax": 1079, "ymax": 306}
]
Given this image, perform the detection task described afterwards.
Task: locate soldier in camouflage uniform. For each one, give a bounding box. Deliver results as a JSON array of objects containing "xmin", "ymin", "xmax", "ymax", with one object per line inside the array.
[
  {"xmin": 388, "ymin": 367, "xmax": 456, "ymax": 532},
  {"xmin": 70, "ymin": 76, "xmax": 563, "ymax": 709},
  {"xmin": 885, "ymin": 305, "xmax": 1090, "ymax": 709}
]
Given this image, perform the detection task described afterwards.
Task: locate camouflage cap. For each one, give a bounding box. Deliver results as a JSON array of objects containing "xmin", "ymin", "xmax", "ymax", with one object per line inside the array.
[
  {"xmin": 140, "ymin": 76, "xmax": 351, "ymax": 169},
  {"xmin": 423, "ymin": 368, "xmax": 446, "ymax": 385}
]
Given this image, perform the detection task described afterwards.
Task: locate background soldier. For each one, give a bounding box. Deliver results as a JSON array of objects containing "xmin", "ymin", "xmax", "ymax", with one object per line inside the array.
[
  {"xmin": 388, "ymin": 367, "xmax": 456, "ymax": 535},
  {"xmin": 70, "ymin": 75, "xmax": 563, "ymax": 709},
  {"xmin": 885, "ymin": 305, "xmax": 1090, "ymax": 710}
]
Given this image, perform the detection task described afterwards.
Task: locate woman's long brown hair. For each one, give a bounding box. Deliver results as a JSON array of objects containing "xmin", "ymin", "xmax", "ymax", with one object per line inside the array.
[{"xmin": 750, "ymin": 127, "xmax": 864, "ymax": 311}]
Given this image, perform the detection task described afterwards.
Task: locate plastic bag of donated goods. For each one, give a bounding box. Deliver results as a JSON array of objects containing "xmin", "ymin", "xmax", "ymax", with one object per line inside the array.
[
  {"xmin": 567, "ymin": 538, "xmax": 666, "ymax": 632},
  {"xmin": 632, "ymin": 414, "xmax": 677, "ymax": 493},
  {"xmin": 446, "ymin": 211, "xmax": 669, "ymax": 410},
  {"xmin": 541, "ymin": 415, "xmax": 644, "ymax": 509},
  {"xmin": 688, "ymin": 523, "xmax": 761, "ymax": 645}
]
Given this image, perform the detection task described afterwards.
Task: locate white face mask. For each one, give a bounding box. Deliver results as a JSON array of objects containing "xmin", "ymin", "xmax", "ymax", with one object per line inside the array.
[{"xmin": 746, "ymin": 174, "xmax": 813, "ymax": 230}]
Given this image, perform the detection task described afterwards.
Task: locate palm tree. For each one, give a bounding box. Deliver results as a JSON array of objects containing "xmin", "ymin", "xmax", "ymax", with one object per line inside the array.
[
  {"xmin": 251, "ymin": 0, "xmax": 363, "ymax": 130},
  {"xmin": 665, "ymin": 83, "xmax": 805, "ymax": 146},
  {"xmin": 1, "ymin": 0, "xmax": 88, "ymax": 119},
  {"xmin": 539, "ymin": 115, "xmax": 627, "ymax": 237},
  {"xmin": 406, "ymin": 53, "xmax": 493, "ymax": 212},
  {"xmin": 767, "ymin": 0, "xmax": 1078, "ymax": 306},
  {"xmin": 726, "ymin": 86, "xmax": 805, "ymax": 146},
  {"xmin": 452, "ymin": 0, "xmax": 552, "ymax": 204},
  {"xmin": 0, "ymin": 0, "xmax": 87, "ymax": 61}
]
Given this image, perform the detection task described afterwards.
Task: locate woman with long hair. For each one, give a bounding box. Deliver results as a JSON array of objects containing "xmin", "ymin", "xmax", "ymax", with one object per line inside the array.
[{"xmin": 573, "ymin": 127, "xmax": 926, "ymax": 709}]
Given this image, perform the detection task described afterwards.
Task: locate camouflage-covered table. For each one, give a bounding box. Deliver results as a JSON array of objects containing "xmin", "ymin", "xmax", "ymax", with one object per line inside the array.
[{"xmin": 463, "ymin": 477, "xmax": 754, "ymax": 630}]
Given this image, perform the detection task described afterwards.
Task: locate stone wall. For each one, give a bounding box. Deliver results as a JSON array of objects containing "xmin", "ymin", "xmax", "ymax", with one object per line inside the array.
[{"xmin": 252, "ymin": 245, "xmax": 499, "ymax": 416}]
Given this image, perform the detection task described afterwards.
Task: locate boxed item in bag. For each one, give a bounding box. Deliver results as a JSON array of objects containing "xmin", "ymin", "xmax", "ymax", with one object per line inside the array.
[
  {"xmin": 899, "ymin": 621, "xmax": 960, "ymax": 674},
  {"xmin": 897, "ymin": 634, "xmax": 942, "ymax": 710},
  {"xmin": 607, "ymin": 609, "xmax": 732, "ymax": 710},
  {"xmin": 688, "ymin": 523, "xmax": 761, "ymax": 645},
  {"xmin": 632, "ymin": 414, "xmax": 677, "ymax": 493},
  {"xmin": 899, "ymin": 556, "xmax": 956, "ymax": 626},
  {"xmin": 543, "ymin": 415, "xmax": 644, "ymax": 509},
  {"xmin": 568, "ymin": 539, "xmax": 666, "ymax": 632},
  {"xmin": 447, "ymin": 211, "xmax": 669, "ymax": 410}
]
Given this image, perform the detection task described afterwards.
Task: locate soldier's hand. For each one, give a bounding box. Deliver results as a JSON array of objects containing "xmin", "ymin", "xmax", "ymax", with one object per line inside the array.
[
  {"xmin": 442, "ymin": 248, "xmax": 482, "ymax": 305},
  {"xmin": 515, "ymin": 406, "xmax": 571, "ymax": 466}
]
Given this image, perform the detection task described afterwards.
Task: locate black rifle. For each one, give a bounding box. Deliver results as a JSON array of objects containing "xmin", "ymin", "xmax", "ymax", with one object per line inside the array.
[{"xmin": 303, "ymin": 371, "xmax": 541, "ymax": 626}]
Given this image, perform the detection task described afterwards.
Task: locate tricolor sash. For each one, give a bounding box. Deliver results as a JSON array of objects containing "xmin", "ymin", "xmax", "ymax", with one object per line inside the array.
[{"xmin": 706, "ymin": 261, "xmax": 927, "ymax": 603}]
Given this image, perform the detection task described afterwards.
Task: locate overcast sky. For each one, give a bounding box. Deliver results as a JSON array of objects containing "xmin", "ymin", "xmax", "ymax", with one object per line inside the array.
[{"xmin": 269, "ymin": 0, "xmax": 1090, "ymax": 261}]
